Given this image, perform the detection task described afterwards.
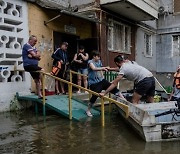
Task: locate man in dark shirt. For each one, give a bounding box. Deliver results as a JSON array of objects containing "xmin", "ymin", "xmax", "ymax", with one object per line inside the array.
[
  {"xmin": 52, "ymin": 42, "xmax": 68, "ymax": 94},
  {"xmin": 22, "ymin": 35, "xmax": 43, "ymax": 98}
]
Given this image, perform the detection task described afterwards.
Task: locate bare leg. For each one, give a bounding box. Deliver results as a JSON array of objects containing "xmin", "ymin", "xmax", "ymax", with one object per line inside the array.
[
  {"xmin": 116, "ymin": 92, "xmax": 126, "ymax": 101},
  {"xmin": 55, "ymin": 80, "xmax": 60, "ymax": 94},
  {"xmin": 83, "ymin": 76, "xmax": 88, "ymax": 89},
  {"xmin": 35, "ymin": 79, "xmax": 42, "ymax": 97},
  {"xmin": 86, "ymin": 102, "xmax": 93, "ymax": 117},
  {"xmin": 132, "ymin": 92, "xmax": 142, "ymax": 104},
  {"xmin": 60, "ymin": 81, "xmax": 65, "ymax": 93},
  {"xmin": 146, "ymin": 96, "xmax": 154, "ymax": 103},
  {"xmin": 77, "ymin": 74, "xmax": 81, "ymax": 93}
]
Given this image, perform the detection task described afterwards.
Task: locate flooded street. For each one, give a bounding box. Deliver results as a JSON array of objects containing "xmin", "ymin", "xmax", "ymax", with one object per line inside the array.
[{"xmin": 0, "ymin": 109, "xmax": 180, "ymax": 154}]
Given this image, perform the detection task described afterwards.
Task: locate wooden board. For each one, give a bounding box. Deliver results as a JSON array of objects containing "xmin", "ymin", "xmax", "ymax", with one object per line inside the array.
[{"xmin": 17, "ymin": 94, "xmax": 100, "ymax": 121}]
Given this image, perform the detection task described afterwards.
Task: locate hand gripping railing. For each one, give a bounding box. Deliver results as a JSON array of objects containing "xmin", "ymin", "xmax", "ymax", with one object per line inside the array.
[{"xmin": 40, "ymin": 71, "xmax": 129, "ymax": 127}]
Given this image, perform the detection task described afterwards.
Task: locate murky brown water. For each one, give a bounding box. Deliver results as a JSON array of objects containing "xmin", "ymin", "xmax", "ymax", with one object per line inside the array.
[{"xmin": 0, "ymin": 109, "xmax": 180, "ymax": 154}]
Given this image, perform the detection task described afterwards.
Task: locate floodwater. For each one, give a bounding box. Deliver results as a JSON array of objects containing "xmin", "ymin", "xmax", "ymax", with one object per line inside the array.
[{"xmin": 0, "ymin": 108, "xmax": 180, "ymax": 154}]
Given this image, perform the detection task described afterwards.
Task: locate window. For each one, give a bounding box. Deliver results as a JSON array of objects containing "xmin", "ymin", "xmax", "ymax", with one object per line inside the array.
[
  {"xmin": 144, "ymin": 33, "xmax": 152, "ymax": 57},
  {"xmin": 174, "ymin": 0, "xmax": 180, "ymax": 13},
  {"xmin": 172, "ymin": 35, "xmax": 180, "ymax": 56},
  {"xmin": 108, "ymin": 19, "xmax": 131, "ymax": 53}
]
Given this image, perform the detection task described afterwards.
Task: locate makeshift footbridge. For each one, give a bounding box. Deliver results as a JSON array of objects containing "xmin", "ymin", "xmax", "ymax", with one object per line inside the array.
[
  {"xmin": 17, "ymin": 71, "xmax": 129, "ymax": 126},
  {"xmin": 17, "ymin": 94, "xmax": 100, "ymax": 121}
]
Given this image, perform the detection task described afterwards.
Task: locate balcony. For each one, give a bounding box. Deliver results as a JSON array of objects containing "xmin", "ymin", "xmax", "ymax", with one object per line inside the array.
[{"xmin": 100, "ymin": 0, "xmax": 158, "ymax": 21}]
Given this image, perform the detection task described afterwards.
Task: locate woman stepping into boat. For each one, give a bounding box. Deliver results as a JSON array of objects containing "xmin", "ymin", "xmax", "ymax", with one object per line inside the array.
[{"xmin": 86, "ymin": 51, "xmax": 125, "ymax": 117}]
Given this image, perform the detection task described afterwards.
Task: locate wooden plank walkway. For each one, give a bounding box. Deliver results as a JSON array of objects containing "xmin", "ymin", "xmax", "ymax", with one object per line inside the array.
[{"xmin": 17, "ymin": 94, "xmax": 100, "ymax": 121}]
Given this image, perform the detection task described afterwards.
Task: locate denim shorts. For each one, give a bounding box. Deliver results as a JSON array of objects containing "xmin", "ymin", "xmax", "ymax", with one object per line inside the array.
[{"xmin": 78, "ymin": 68, "xmax": 88, "ymax": 75}]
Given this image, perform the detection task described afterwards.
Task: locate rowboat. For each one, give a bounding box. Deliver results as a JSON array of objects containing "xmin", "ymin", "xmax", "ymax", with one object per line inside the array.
[{"xmin": 116, "ymin": 96, "xmax": 180, "ymax": 142}]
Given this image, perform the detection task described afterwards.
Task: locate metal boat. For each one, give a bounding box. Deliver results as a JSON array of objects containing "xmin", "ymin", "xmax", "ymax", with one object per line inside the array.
[{"xmin": 116, "ymin": 97, "xmax": 180, "ymax": 142}]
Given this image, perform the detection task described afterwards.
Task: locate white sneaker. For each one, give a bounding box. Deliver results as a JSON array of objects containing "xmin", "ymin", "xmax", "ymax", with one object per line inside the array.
[
  {"xmin": 77, "ymin": 90, "xmax": 81, "ymax": 94},
  {"xmin": 86, "ymin": 110, "xmax": 93, "ymax": 117}
]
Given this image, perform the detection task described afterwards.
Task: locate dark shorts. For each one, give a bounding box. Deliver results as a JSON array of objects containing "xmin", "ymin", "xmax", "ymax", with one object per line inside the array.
[
  {"xmin": 24, "ymin": 65, "xmax": 42, "ymax": 80},
  {"xmin": 134, "ymin": 77, "xmax": 155, "ymax": 96},
  {"xmin": 56, "ymin": 64, "xmax": 66, "ymax": 79},
  {"xmin": 89, "ymin": 79, "xmax": 119, "ymax": 104}
]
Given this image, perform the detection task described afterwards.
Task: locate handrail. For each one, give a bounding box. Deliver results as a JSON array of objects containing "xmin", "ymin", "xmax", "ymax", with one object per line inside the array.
[
  {"xmin": 40, "ymin": 71, "xmax": 129, "ymax": 126},
  {"xmin": 69, "ymin": 70, "xmax": 129, "ymax": 119},
  {"xmin": 70, "ymin": 70, "xmax": 88, "ymax": 78},
  {"xmin": 70, "ymin": 70, "xmax": 91, "ymax": 100}
]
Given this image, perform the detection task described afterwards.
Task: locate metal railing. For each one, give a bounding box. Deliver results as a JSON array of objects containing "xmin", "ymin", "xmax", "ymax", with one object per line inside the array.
[
  {"xmin": 104, "ymin": 71, "xmax": 118, "ymax": 82},
  {"xmin": 40, "ymin": 70, "xmax": 129, "ymax": 127}
]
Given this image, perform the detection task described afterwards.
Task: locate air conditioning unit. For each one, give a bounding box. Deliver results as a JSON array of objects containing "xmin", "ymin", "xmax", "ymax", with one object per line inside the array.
[{"xmin": 158, "ymin": 6, "xmax": 170, "ymax": 15}]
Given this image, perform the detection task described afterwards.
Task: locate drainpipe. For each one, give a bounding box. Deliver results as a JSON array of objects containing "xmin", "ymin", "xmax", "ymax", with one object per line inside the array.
[
  {"xmin": 44, "ymin": 14, "xmax": 62, "ymax": 26},
  {"xmin": 99, "ymin": 10, "xmax": 102, "ymax": 59}
]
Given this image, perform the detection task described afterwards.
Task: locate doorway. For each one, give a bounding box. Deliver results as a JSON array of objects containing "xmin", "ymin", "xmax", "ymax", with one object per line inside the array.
[
  {"xmin": 77, "ymin": 38, "xmax": 98, "ymax": 59},
  {"xmin": 53, "ymin": 31, "xmax": 79, "ymax": 63}
]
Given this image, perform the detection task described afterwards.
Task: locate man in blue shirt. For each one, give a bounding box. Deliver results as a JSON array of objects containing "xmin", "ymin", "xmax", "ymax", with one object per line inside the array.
[{"xmin": 22, "ymin": 35, "xmax": 43, "ymax": 98}]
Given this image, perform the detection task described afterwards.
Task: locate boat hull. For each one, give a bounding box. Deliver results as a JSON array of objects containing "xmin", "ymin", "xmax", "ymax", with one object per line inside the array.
[{"xmin": 116, "ymin": 99, "xmax": 180, "ymax": 142}]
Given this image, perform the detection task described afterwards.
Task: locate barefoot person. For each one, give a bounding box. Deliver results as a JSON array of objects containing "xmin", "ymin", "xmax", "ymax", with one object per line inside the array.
[
  {"xmin": 86, "ymin": 51, "xmax": 124, "ymax": 117},
  {"xmin": 22, "ymin": 35, "xmax": 43, "ymax": 98},
  {"xmin": 100, "ymin": 55, "xmax": 155, "ymax": 104}
]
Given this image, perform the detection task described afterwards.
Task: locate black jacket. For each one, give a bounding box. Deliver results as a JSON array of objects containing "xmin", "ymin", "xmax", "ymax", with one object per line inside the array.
[{"xmin": 52, "ymin": 48, "xmax": 68, "ymax": 65}]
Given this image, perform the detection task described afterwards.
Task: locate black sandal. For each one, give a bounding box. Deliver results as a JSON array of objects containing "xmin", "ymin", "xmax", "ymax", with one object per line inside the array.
[{"xmin": 38, "ymin": 97, "xmax": 47, "ymax": 100}]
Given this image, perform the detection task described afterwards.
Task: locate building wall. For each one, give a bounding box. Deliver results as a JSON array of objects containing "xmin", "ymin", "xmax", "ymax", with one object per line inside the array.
[
  {"xmin": 136, "ymin": 27, "xmax": 157, "ymax": 71},
  {"xmin": 108, "ymin": 25, "xmax": 136, "ymax": 67},
  {"xmin": 0, "ymin": 0, "xmax": 31, "ymax": 112},
  {"xmin": 28, "ymin": 3, "xmax": 94, "ymax": 90},
  {"xmin": 157, "ymin": 0, "xmax": 180, "ymax": 72},
  {"xmin": 28, "ymin": 3, "xmax": 93, "ymax": 71},
  {"xmin": 99, "ymin": 12, "xmax": 136, "ymax": 67},
  {"xmin": 0, "ymin": 0, "xmax": 94, "ymax": 112},
  {"xmin": 70, "ymin": 0, "xmax": 95, "ymax": 7}
]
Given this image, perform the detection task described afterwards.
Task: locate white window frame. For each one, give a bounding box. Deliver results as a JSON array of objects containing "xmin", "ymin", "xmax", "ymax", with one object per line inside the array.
[
  {"xmin": 108, "ymin": 19, "xmax": 131, "ymax": 54},
  {"xmin": 172, "ymin": 35, "xmax": 180, "ymax": 57},
  {"xmin": 144, "ymin": 32, "xmax": 152, "ymax": 57}
]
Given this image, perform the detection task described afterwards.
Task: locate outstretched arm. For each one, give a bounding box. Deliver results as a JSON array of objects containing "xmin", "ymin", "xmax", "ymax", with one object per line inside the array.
[
  {"xmin": 89, "ymin": 62, "xmax": 109, "ymax": 71},
  {"xmin": 107, "ymin": 67, "xmax": 119, "ymax": 72},
  {"xmin": 100, "ymin": 74, "xmax": 123, "ymax": 96}
]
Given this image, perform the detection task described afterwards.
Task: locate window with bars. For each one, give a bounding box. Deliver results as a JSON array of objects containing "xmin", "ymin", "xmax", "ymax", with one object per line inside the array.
[
  {"xmin": 108, "ymin": 19, "xmax": 131, "ymax": 53},
  {"xmin": 144, "ymin": 33, "xmax": 152, "ymax": 57},
  {"xmin": 172, "ymin": 35, "xmax": 180, "ymax": 56}
]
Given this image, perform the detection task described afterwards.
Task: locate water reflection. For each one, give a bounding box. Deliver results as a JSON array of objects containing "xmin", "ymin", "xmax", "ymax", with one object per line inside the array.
[{"xmin": 0, "ymin": 111, "xmax": 180, "ymax": 154}]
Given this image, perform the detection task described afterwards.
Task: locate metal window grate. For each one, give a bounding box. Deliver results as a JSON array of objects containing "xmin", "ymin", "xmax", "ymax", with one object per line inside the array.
[
  {"xmin": 172, "ymin": 35, "xmax": 180, "ymax": 56},
  {"xmin": 108, "ymin": 19, "xmax": 131, "ymax": 53},
  {"xmin": 144, "ymin": 33, "xmax": 152, "ymax": 57}
]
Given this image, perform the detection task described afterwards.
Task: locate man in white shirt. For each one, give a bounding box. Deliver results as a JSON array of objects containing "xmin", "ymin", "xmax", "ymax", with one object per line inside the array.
[{"xmin": 100, "ymin": 55, "xmax": 155, "ymax": 104}]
